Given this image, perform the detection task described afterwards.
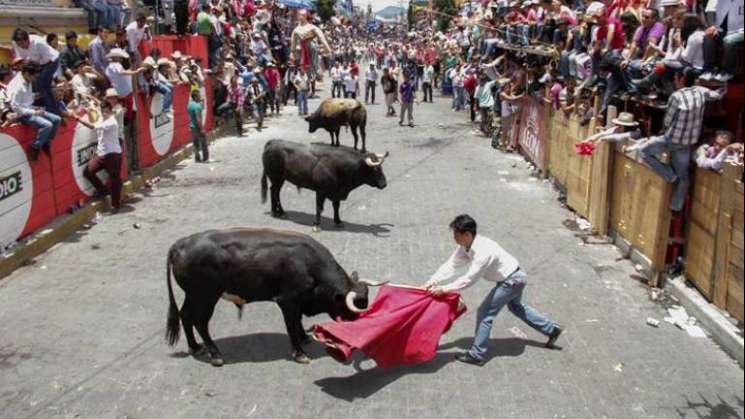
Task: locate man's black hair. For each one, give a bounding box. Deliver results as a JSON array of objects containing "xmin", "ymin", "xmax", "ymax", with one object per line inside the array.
[
  {"xmin": 46, "ymin": 33, "xmax": 58, "ymax": 44},
  {"xmin": 66, "ymin": 30, "xmax": 78, "ymax": 40},
  {"xmin": 674, "ymin": 67, "xmax": 697, "ymax": 87},
  {"xmin": 449, "ymin": 214, "xmax": 477, "ymax": 236},
  {"xmin": 12, "ymin": 28, "xmax": 29, "ymax": 43},
  {"xmin": 22, "ymin": 62, "xmax": 40, "ymax": 75}
]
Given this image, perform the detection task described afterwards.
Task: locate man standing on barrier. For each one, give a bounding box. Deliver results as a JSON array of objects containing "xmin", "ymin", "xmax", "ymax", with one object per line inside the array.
[{"xmin": 425, "ymin": 214, "xmax": 563, "ymax": 366}]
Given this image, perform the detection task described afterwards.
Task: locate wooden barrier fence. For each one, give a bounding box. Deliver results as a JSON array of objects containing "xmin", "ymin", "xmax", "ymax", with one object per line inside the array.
[{"xmin": 685, "ymin": 164, "xmax": 744, "ymax": 321}]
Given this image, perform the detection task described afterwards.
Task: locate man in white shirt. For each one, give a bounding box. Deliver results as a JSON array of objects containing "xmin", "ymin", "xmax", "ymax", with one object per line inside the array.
[
  {"xmin": 421, "ymin": 63, "xmax": 435, "ymax": 102},
  {"xmin": 125, "ymin": 14, "xmax": 151, "ymax": 66},
  {"xmin": 343, "ymin": 69, "xmax": 358, "ymax": 99},
  {"xmin": 7, "ymin": 63, "xmax": 62, "ymax": 162},
  {"xmin": 105, "ymin": 48, "xmax": 145, "ymax": 120},
  {"xmin": 425, "ymin": 214, "xmax": 563, "ymax": 366},
  {"xmin": 11, "ymin": 29, "xmax": 61, "ymax": 114},
  {"xmin": 330, "ymin": 62, "xmax": 343, "ymax": 98},
  {"xmin": 364, "ymin": 63, "xmax": 378, "ymax": 104}
]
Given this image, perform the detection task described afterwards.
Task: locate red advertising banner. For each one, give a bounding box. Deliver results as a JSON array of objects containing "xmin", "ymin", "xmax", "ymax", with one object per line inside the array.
[{"xmin": 516, "ymin": 97, "xmax": 548, "ymax": 172}]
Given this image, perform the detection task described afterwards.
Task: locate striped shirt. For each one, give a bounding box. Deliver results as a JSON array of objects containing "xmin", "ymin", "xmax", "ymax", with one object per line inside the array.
[{"xmin": 663, "ymin": 86, "xmax": 724, "ymax": 146}]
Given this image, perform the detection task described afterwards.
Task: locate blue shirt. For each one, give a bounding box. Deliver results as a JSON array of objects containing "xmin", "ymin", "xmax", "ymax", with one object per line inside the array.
[{"xmin": 399, "ymin": 81, "xmax": 415, "ymax": 103}]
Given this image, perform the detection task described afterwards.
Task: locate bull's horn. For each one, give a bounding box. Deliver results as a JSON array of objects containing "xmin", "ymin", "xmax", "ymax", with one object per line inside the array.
[
  {"xmin": 358, "ymin": 278, "xmax": 389, "ymax": 287},
  {"xmin": 345, "ymin": 291, "xmax": 369, "ymax": 314},
  {"xmin": 365, "ymin": 157, "xmax": 383, "ymax": 168},
  {"xmin": 375, "ymin": 152, "xmax": 390, "ymax": 161}
]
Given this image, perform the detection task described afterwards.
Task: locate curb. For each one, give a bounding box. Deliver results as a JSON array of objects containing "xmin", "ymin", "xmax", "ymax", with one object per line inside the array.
[
  {"xmin": 668, "ymin": 276, "xmax": 744, "ymax": 367},
  {"xmin": 0, "ymin": 130, "xmax": 224, "ymax": 282}
]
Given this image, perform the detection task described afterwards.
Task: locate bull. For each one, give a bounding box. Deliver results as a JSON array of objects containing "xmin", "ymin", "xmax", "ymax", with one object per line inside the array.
[
  {"xmin": 166, "ymin": 228, "xmax": 386, "ymax": 366},
  {"xmin": 305, "ymin": 98, "xmax": 368, "ymax": 152},
  {"xmin": 261, "ymin": 140, "xmax": 389, "ymax": 231}
]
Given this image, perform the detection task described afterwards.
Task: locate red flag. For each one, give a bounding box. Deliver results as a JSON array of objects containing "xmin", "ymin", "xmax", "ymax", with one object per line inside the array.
[{"xmin": 313, "ymin": 285, "xmax": 466, "ymax": 368}]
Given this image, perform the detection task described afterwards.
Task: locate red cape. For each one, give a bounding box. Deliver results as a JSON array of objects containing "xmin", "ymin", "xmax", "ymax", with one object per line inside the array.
[{"xmin": 313, "ymin": 285, "xmax": 466, "ymax": 368}]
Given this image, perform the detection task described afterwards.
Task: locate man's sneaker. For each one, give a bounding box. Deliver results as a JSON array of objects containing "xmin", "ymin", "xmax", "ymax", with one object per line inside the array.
[
  {"xmin": 455, "ymin": 352, "xmax": 484, "ymax": 366},
  {"xmin": 714, "ymin": 72, "xmax": 733, "ymax": 82},
  {"xmin": 699, "ymin": 72, "xmax": 715, "ymax": 82},
  {"xmin": 546, "ymin": 325, "xmax": 563, "ymax": 349}
]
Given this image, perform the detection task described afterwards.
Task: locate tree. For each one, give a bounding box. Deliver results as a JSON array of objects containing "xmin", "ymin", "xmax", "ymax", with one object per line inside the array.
[
  {"xmin": 433, "ymin": 0, "xmax": 456, "ymax": 32},
  {"xmin": 316, "ymin": 0, "xmax": 336, "ymax": 22},
  {"xmin": 407, "ymin": 5, "xmax": 415, "ymax": 30}
]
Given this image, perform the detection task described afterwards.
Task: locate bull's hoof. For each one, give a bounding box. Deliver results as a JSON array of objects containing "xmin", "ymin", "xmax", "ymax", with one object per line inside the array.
[
  {"xmin": 312, "ymin": 226, "xmax": 321, "ymax": 233},
  {"xmin": 292, "ymin": 351, "xmax": 311, "ymax": 364},
  {"xmin": 210, "ymin": 356, "xmax": 225, "ymax": 367}
]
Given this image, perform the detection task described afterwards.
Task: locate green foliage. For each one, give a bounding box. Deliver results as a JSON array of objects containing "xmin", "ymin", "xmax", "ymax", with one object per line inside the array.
[
  {"xmin": 407, "ymin": 5, "xmax": 415, "ymax": 30},
  {"xmin": 316, "ymin": 0, "xmax": 336, "ymax": 22},
  {"xmin": 433, "ymin": 0, "xmax": 456, "ymax": 31}
]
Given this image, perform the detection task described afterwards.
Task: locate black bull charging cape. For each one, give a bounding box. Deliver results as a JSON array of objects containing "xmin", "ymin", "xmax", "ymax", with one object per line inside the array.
[{"xmin": 313, "ymin": 284, "xmax": 467, "ymax": 368}]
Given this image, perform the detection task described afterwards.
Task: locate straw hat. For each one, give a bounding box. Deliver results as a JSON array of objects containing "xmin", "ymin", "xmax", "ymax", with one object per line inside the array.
[
  {"xmin": 171, "ymin": 51, "xmax": 184, "ymax": 59},
  {"xmin": 106, "ymin": 48, "xmax": 129, "ymax": 60},
  {"xmin": 105, "ymin": 88, "xmax": 119, "ymax": 98},
  {"xmin": 612, "ymin": 112, "xmax": 639, "ymax": 127},
  {"xmin": 157, "ymin": 58, "xmax": 172, "ymax": 67},
  {"xmin": 142, "ymin": 56, "xmax": 157, "ymax": 68},
  {"xmin": 661, "ymin": 0, "xmax": 681, "ymax": 6}
]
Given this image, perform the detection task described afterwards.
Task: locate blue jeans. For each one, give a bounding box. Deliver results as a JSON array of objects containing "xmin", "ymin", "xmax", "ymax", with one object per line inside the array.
[
  {"xmin": 153, "ymin": 81, "xmax": 173, "ymax": 112},
  {"xmin": 453, "ymin": 87, "xmax": 465, "ymax": 111},
  {"xmin": 469, "ymin": 270, "xmax": 557, "ymax": 361},
  {"xmin": 33, "ymin": 58, "xmax": 61, "ymax": 114},
  {"xmin": 21, "ymin": 112, "xmax": 62, "ymax": 150},
  {"xmin": 639, "ymin": 135, "xmax": 691, "ymax": 212},
  {"xmin": 297, "ymin": 90, "xmax": 308, "ymax": 115}
]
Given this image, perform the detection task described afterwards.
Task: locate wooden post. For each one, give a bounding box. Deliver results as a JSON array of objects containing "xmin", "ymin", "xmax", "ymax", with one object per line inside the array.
[
  {"xmin": 589, "ymin": 106, "xmax": 616, "ymax": 236},
  {"xmin": 713, "ymin": 164, "xmax": 738, "ymax": 308}
]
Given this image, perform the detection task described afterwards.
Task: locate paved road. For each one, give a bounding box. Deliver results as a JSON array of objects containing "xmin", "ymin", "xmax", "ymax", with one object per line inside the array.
[{"xmin": 1, "ymin": 84, "xmax": 743, "ymax": 419}]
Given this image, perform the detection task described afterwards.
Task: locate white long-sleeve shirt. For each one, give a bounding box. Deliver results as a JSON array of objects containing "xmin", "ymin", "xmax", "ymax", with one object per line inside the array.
[
  {"xmin": 427, "ymin": 235, "xmax": 520, "ymax": 292},
  {"xmin": 12, "ymin": 35, "xmax": 59, "ymax": 65},
  {"xmin": 7, "ymin": 73, "xmax": 36, "ymax": 117}
]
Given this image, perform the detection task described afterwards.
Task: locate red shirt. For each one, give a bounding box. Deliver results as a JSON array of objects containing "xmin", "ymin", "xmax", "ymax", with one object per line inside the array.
[
  {"xmin": 596, "ymin": 17, "xmax": 625, "ymax": 50},
  {"xmin": 264, "ymin": 68, "xmax": 280, "ymax": 89},
  {"xmin": 350, "ymin": 63, "xmax": 360, "ymax": 77}
]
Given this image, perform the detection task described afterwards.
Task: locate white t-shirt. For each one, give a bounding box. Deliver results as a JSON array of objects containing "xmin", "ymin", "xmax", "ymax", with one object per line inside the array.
[
  {"xmin": 105, "ymin": 63, "xmax": 133, "ymax": 96},
  {"xmin": 125, "ymin": 22, "xmax": 148, "ymax": 51},
  {"xmin": 95, "ymin": 115, "xmax": 122, "ymax": 156},
  {"xmin": 682, "ymin": 30, "xmax": 705, "ymax": 69},
  {"xmin": 344, "ymin": 76, "xmax": 358, "ymax": 92}
]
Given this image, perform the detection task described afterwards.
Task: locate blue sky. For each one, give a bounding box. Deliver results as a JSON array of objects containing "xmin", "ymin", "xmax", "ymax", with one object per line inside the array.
[{"xmin": 358, "ymin": 0, "xmax": 406, "ymax": 13}]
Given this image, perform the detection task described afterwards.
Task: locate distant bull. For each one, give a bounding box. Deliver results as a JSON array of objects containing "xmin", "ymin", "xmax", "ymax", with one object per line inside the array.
[
  {"xmin": 305, "ymin": 98, "xmax": 368, "ymax": 152},
  {"xmin": 261, "ymin": 140, "xmax": 389, "ymax": 231},
  {"xmin": 166, "ymin": 228, "xmax": 387, "ymax": 366}
]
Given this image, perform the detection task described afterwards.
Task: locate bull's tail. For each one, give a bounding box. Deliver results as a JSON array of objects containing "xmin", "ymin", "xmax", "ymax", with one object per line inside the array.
[
  {"xmin": 261, "ymin": 170, "xmax": 268, "ymax": 204},
  {"xmin": 165, "ymin": 250, "xmax": 181, "ymax": 346}
]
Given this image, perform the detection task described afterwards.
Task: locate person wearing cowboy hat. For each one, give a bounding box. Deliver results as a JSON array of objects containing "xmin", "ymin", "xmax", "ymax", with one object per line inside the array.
[
  {"xmin": 584, "ymin": 111, "xmax": 644, "ymax": 149},
  {"xmin": 153, "ymin": 58, "xmax": 176, "ymax": 113},
  {"xmin": 105, "ymin": 48, "xmax": 144, "ymax": 120},
  {"xmin": 74, "ymin": 96, "xmax": 124, "ymax": 213}
]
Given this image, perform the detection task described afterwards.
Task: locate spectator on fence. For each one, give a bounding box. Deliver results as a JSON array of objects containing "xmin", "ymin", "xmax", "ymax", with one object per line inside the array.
[
  {"xmin": 11, "ymin": 29, "xmax": 62, "ymax": 115},
  {"xmin": 189, "ymin": 90, "xmax": 209, "ymax": 162},
  {"xmin": 475, "ymin": 74, "xmax": 499, "ymax": 135},
  {"xmin": 0, "ymin": 66, "xmax": 18, "ymax": 128},
  {"xmin": 498, "ymin": 78, "xmax": 524, "ymax": 151},
  {"xmin": 7, "ymin": 63, "xmax": 62, "ymax": 162},
  {"xmin": 700, "ymin": 0, "xmax": 743, "ymax": 83},
  {"xmin": 155, "ymin": 59, "xmax": 177, "ymax": 112},
  {"xmin": 74, "ymin": 99, "xmax": 123, "ymax": 212},
  {"xmin": 71, "ymin": 61, "xmax": 104, "ymax": 107},
  {"xmin": 59, "ymin": 32, "xmax": 88, "ymax": 80},
  {"xmin": 585, "ymin": 111, "xmax": 644, "ymax": 146},
  {"xmin": 105, "ymin": 48, "xmax": 144, "ymax": 119},
  {"xmin": 639, "ymin": 69, "xmax": 725, "ymax": 212},
  {"xmin": 696, "ymin": 131, "xmax": 743, "ymax": 171},
  {"xmin": 89, "ymin": 27, "xmax": 111, "ymax": 75},
  {"xmin": 125, "ymin": 14, "xmax": 152, "ymax": 66}
]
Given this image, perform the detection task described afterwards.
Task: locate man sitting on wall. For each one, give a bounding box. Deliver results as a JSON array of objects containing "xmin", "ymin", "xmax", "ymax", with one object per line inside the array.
[{"xmin": 7, "ymin": 63, "xmax": 62, "ymax": 162}]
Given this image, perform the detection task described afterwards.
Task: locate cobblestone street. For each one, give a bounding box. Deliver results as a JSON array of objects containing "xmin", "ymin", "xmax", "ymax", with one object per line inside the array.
[{"xmin": 1, "ymin": 86, "xmax": 743, "ymax": 419}]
